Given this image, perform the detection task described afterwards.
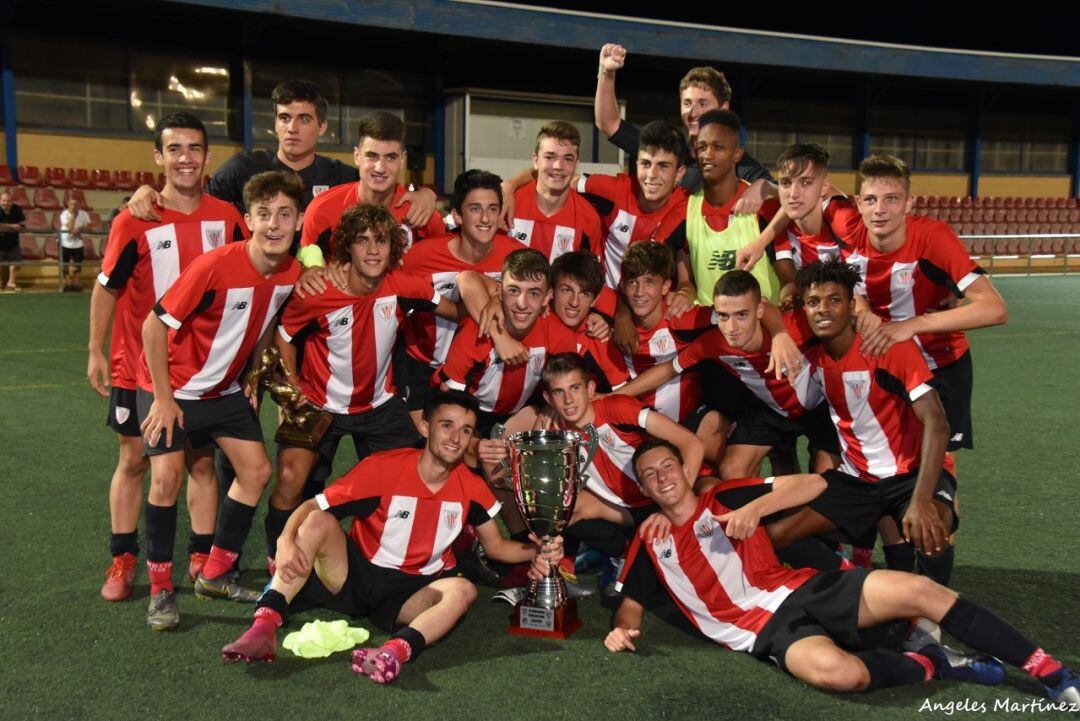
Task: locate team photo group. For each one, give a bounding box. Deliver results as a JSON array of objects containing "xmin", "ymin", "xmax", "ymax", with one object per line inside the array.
[{"xmin": 82, "ymin": 40, "xmax": 1079, "ymax": 704}]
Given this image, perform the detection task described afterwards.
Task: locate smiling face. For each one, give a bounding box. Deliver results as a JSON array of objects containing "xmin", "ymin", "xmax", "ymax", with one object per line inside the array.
[
  {"xmin": 635, "ymin": 445, "xmax": 692, "ymax": 509},
  {"xmin": 347, "ymin": 228, "xmax": 391, "ymax": 281},
  {"xmin": 680, "ymin": 84, "xmax": 724, "ymax": 140},
  {"xmin": 622, "ymin": 272, "xmax": 669, "ymax": 321},
  {"xmin": 543, "ymin": 369, "xmax": 595, "ymax": 427},
  {"xmin": 713, "ymin": 291, "xmax": 763, "ymax": 350},
  {"xmin": 452, "ymin": 188, "xmax": 500, "ymax": 247},
  {"xmin": 420, "ymin": 403, "xmax": 476, "ymax": 467},
  {"xmin": 694, "ymin": 122, "xmax": 742, "ymax": 185},
  {"xmin": 246, "ymin": 192, "xmax": 301, "ymax": 260},
  {"xmin": 551, "ymin": 274, "xmax": 596, "ymax": 329},
  {"xmin": 533, "ymin": 137, "xmax": 578, "ymax": 196},
  {"xmin": 801, "ymin": 280, "xmax": 854, "ymax": 342},
  {"xmin": 154, "ymin": 127, "xmax": 209, "ymax": 194},
  {"xmin": 499, "ymin": 272, "xmax": 551, "ymax": 336},
  {"xmin": 778, "ymin": 162, "xmax": 827, "ymax": 222},
  {"xmin": 857, "ymin": 177, "xmax": 913, "ymax": 247},
  {"xmin": 355, "ymin": 137, "xmax": 403, "ymax": 196},
  {"xmin": 636, "ymin": 148, "xmax": 683, "ymax": 208},
  {"xmin": 275, "ymin": 100, "xmax": 326, "ymax": 161}
]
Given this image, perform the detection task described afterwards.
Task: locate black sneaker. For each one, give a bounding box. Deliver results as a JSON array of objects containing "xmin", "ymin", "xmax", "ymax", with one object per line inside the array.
[
  {"xmin": 194, "ymin": 570, "xmax": 259, "ymax": 603},
  {"xmin": 147, "ymin": 590, "xmax": 179, "ymax": 631}
]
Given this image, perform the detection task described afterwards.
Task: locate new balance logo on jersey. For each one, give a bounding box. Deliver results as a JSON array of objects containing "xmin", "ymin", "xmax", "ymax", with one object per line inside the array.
[
  {"xmin": 846, "ymin": 380, "xmax": 867, "ymax": 398},
  {"xmin": 436, "ymin": 281, "xmax": 456, "ymax": 293},
  {"xmin": 707, "ymin": 250, "xmax": 736, "ymax": 271},
  {"xmin": 155, "ymin": 240, "xmax": 173, "ymax": 250},
  {"xmin": 511, "ymin": 230, "xmax": 528, "ymax": 242},
  {"xmin": 660, "ymin": 548, "xmax": 672, "ymax": 559},
  {"xmin": 335, "ymin": 317, "xmax": 350, "ymax": 327},
  {"xmin": 615, "ymin": 223, "xmax": 630, "ymax": 234},
  {"xmin": 232, "ymin": 301, "xmax": 249, "ymax": 311},
  {"xmin": 394, "ymin": 510, "xmax": 411, "ymax": 520}
]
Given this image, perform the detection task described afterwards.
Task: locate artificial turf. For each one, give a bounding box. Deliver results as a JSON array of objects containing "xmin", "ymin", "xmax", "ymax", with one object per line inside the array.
[{"xmin": 1, "ymin": 275, "xmax": 1077, "ymax": 720}]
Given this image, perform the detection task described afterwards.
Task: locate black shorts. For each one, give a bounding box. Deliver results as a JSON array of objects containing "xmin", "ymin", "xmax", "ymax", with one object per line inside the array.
[
  {"xmin": 728, "ymin": 400, "xmax": 840, "ymax": 455},
  {"xmin": 289, "ymin": 535, "xmax": 460, "ymax": 631},
  {"xmin": 136, "ymin": 389, "xmax": 264, "ymax": 456},
  {"xmin": 930, "ymin": 351, "xmax": 974, "ymax": 451},
  {"xmin": 700, "ymin": 362, "xmax": 752, "ymax": 422},
  {"xmin": 809, "ymin": 468, "xmax": 959, "ymax": 544},
  {"xmin": 61, "ymin": 247, "xmax": 84, "ymax": 265},
  {"xmin": 753, "ymin": 568, "xmax": 897, "ymax": 671},
  {"xmin": 279, "ymin": 396, "xmax": 421, "ymax": 461},
  {"xmin": 680, "ymin": 402, "xmax": 714, "ymax": 434},
  {"xmin": 106, "ymin": 387, "xmax": 142, "ymax": 437},
  {"xmin": 0, "ymin": 247, "xmax": 22, "ymax": 263},
  {"xmin": 399, "ymin": 352, "xmax": 437, "ymax": 413}
]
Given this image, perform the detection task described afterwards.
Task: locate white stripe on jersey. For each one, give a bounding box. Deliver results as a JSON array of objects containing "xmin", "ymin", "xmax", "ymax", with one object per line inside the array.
[
  {"xmin": 584, "ymin": 420, "xmax": 640, "ymax": 508},
  {"xmin": 603, "ymin": 209, "xmax": 636, "ymax": 288},
  {"xmin": 419, "ymin": 501, "xmax": 464, "ymax": 575},
  {"xmin": 474, "ymin": 350, "xmax": 505, "ymax": 412},
  {"xmin": 627, "ymin": 327, "xmax": 682, "ymax": 420},
  {"xmin": 692, "ymin": 512, "xmax": 788, "ymax": 616},
  {"xmin": 371, "ymin": 495, "xmax": 418, "ymax": 569},
  {"xmin": 887, "ymin": 261, "xmax": 918, "ymax": 322},
  {"xmin": 836, "ymin": 369, "xmax": 898, "ymax": 479},
  {"xmin": 177, "ymin": 286, "xmax": 253, "ymax": 399},
  {"xmin": 509, "ymin": 218, "xmax": 534, "ymax": 247},
  {"xmin": 145, "ymin": 223, "xmax": 180, "ymax": 300},
  {"xmin": 323, "ymin": 305, "xmax": 356, "ymax": 413},
  {"xmin": 371, "ymin": 296, "xmax": 400, "ymax": 409},
  {"xmin": 551, "ymin": 225, "xmax": 577, "ymax": 261}
]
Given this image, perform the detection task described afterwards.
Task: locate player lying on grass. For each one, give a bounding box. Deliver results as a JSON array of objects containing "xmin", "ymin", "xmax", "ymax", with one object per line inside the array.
[
  {"xmin": 606, "ymin": 439, "xmax": 1080, "ymax": 704},
  {"xmin": 222, "ymin": 391, "xmax": 562, "ymax": 684}
]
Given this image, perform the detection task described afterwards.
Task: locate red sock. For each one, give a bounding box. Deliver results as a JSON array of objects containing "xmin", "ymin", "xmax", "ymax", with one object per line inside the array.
[
  {"xmin": 853, "ymin": 546, "xmax": 874, "ymax": 568},
  {"xmin": 252, "ymin": 606, "xmax": 283, "ymax": 631},
  {"xmin": 147, "ymin": 561, "xmax": 174, "ymax": 595},
  {"xmin": 558, "ymin": 556, "xmax": 575, "ymax": 576},
  {"xmin": 904, "ymin": 652, "xmax": 935, "ymax": 681},
  {"xmin": 1023, "ymin": 648, "xmax": 1064, "ymax": 680},
  {"xmin": 382, "ymin": 637, "xmax": 412, "ymax": 664},
  {"xmin": 201, "ymin": 545, "xmax": 238, "ymax": 580}
]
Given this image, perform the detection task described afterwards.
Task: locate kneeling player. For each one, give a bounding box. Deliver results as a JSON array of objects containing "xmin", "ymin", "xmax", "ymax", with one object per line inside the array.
[
  {"xmin": 607, "ymin": 440, "xmax": 1080, "ymax": 704},
  {"xmin": 222, "ymin": 391, "xmax": 561, "ymax": 683}
]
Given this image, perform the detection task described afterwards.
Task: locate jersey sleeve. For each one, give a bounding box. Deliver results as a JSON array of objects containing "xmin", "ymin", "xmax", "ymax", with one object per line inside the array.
[
  {"xmin": 605, "ymin": 394, "xmax": 650, "ymax": 428},
  {"xmin": 782, "ymin": 310, "xmax": 816, "ymax": 348},
  {"xmin": 663, "ymin": 220, "xmax": 688, "ymax": 253},
  {"xmin": 614, "ymin": 537, "xmax": 671, "ymax": 608},
  {"xmin": 439, "ymin": 319, "xmax": 486, "ymax": 389},
  {"xmin": 920, "ymin": 223, "xmax": 984, "ymax": 294},
  {"xmin": 673, "ymin": 328, "xmax": 723, "ymax": 373},
  {"xmin": 823, "ymin": 196, "xmax": 864, "ymax": 243},
  {"xmin": 578, "ymin": 173, "xmax": 621, "ymax": 201},
  {"xmin": 396, "ymin": 272, "xmax": 441, "ymax": 312},
  {"xmin": 315, "ymin": 455, "xmax": 385, "ymax": 519},
  {"xmin": 671, "ymin": 306, "xmax": 716, "ymax": 341},
  {"xmin": 462, "ymin": 469, "xmax": 503, "ymax": 525},
  {"xmin": 735, "ymin": 150, "xmax": 775, "ymax": 184},
  {"xmin": 153, "ymin": 253, "xmax": 215, "ymax": 330},
  {"xmin": 299, "ymin": 197, "xmax": 332, "ymax": 251},
  {"xmin": 278, "ymin": 293, "xmax": 319, "ymax": 344},
  {"xmin": 607, "ymin": 120, "xmax": 641, "ymax": 158},
  {"xmin": 419, "ymin": 210, "xmax": 447, "ymax": 240},
  {"xmin": 592, "ymin": 286, "xmax": 618, "ymax": 321},
  {"xmin": 591, "ymin": 338, "xmax": 630, "ymax": 389},
  {"xmin": 226, "ymin": 204, "xmax": 251, "ymax": 241},
  {"xmin": 877, "ymin": 340, "xmax": 934, "ymax": 402},
  {"xmin": 98, "ymin": 214, "xmax": 141, "ymax": 289}
]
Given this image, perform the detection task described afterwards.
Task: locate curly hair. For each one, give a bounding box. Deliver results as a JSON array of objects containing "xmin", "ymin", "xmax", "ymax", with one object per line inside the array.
[
  {"xmin": 794, "ymin": 257, "xmax": 863, "ymax": 298},
  {"xmin": 330, "ymin": 203, "xmax": 408, "ymax": 270}
]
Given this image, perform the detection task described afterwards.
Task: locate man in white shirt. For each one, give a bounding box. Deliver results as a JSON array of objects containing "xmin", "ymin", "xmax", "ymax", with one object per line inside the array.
[{"xmin": 60, "ymin": 197, "xmax": 91, "ymax": 291}]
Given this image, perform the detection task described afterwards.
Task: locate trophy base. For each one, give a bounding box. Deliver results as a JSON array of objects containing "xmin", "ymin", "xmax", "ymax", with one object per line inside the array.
[
  {"xmin": 508, "ymin": 600, "xmax": 582, "ymax": 639},
  {"xmin": 273, "ymin": 412, "xmax": 333, "ymax": 452}
]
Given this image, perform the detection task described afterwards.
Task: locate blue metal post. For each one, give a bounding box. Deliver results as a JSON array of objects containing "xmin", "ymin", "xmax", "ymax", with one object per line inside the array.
[{"xmin": 1, "ymin": 23, "xmax": 17, "ymax": 178}]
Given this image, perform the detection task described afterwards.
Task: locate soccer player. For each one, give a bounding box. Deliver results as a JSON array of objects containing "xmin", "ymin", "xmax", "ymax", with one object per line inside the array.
[
  {"xmin": 87, "ymin": 111, "xmax": 248, "ymax": 602},
  {"xmin": 506, "ymin": 121, "xmax": 602, "ymax": 263},
  {"xmin": 606, "ymin": 439, "xmax": 1080, "ymax": 706},
  {"xmin": 298, "ymin": 111, "xmax": 444, "ymax": 266},
  {"xmin": 594, "ymin": 43, "xmax": 773, "ymax": 210},
  {"xmin": 615, "ymin": 270, "xmax": 839, "ymax": 479},
  {"xmin": 137, "ymin": 171, "xmax": 303, "ymax": 630},
  {"xmin": 266, "ymin": 203, "xmax": 463, "ymax": 569},
  {"xmin": 220, "ymin": 391, "xmax": 562, "ymax": 684},
  {"xmin": 398, "ymin": 170, "xmax": 521, "ymax": 427}
]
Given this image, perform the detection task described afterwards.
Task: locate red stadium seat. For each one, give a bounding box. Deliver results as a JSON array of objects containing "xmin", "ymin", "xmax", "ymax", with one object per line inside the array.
[
  {"xmin": 63, "ymin": 189, "xmax": 91, "ymax": 211},
  {"xmin": 988, "ymin": 197, "xmax": 1001, "ymax": 208},
  {"xmin": 42, "ymin": 236, "xmax": 60, "ymax": 259},
  {"xmin": 69, "ymin": 168, "xmax": 91, "ymax": 190},
  {"xmin": 19, "ymin": 235, "xmax": 43, "ymax": 259},
  {"xmin": 1036, "ymin": 209, "xmax": 1049, "ymax": 223},
  {"xmin": 9, "ymin": 186, "xmax": 32, "ymax": 208},
  {"xmin": 1068, "ymin": 209, "xmax": 1080, "ymax": 223},
  {"xmin": 993, "ymin": 238, "xmax": 1010, "ymax": 255},
  {"xmin": 1066, "ymin": 197, "xmax": 1078, "ymax": 209},
  {"xmin": 914, "ymin": 195, "xmax": 927, "ymax": 209},
  {"xmin": 957, "ymin": 223, "xmax": 973, "ymax": 235},
  {"xmin": 18, "ymin": 166, "xmax": 44, "ymax": 187},
  {"xmin": 1050, "ymin": 237, "xmax": 1065, "ymax": 254},
  {"xmin": 1048, "ymin": 208, "xmax": 1061, "ymax": 223},
  {"xmin": 51, "ymin": 211, "xmax": 61, "ymax": 231},
  {"xmin": 959, "ymin": 196, "xmax": 972, "ymax": 208},
  {"xmin": 972, "ymin": 196, "xmax": 985, "ymax": 208},
  {"xmin": 1004, "ymin": 222, "xmax": 1021, "ymax": 235},
  {"xmin": 1023, "ymin": 197, "xmax": 1036, "ymax": 209},
  {"xmin": 973, "ymin": 239, "xmax": 992, "ymax": 255},
  {"xmin": 947, "ymin": 208, "xmax": 962, "ymax": 222},
  {"xmin": 24, "ymin": 209, "xmax": 49, "ymax": 231},
  {"xmin": 960, "ymin": 208, "xmax": 973, "ymax": 223},
  {"xmin": 0, "ymin": 166, "xmax": 15, "ymax": 186},
  {"xmin": 1034, "ymin": 197, "xmax": 1046, "ymax": 209},
  {"xmin": 1003, "ymin": 197, "xmax": 1015, "ymax": 209},
  {"xmin": 1037, "ymin": 223, "xmax": 1052, "ymax": 235},
  {"xmin": 1054, "ymin": 197, "xmax": 1066, "ymax": 209},
  {"xmin": 926, "ymin": 195, "xmax": 939, "ymax": 208},
  {"xmin": 114, "ymin": 171, "xmax": 137, "ymax": 191},
  {"xmin": 135, "ymin": 171, "xmax": 155, "ymax": 188},
  {"xmin": 45, "ymin": 167, "xmax": 71, "ymax": 189},
  {"xmin": 92, "ymin": 169, "xmax": 115, "ymax": 190},
  {"xmin": 33, "ymin": 188, "xmax": 61, "ymax": 210},
  {"xmin": 87, "ymin": 212, "xmax": 105, "ymax": 233},
  {"xmin": 947, "ymin": 196, "xmax": 961, "ymax": 209}
]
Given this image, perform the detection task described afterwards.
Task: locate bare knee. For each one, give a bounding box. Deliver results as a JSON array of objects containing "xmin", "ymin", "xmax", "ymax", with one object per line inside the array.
[
  {"xmin": 297, "ymin": 509, "xmax": 338, "ymax": 540},
  {"xmin": 444, "ymin": 579, "xmax": 478, "ymax": 610},
  {"xmin": 117, "ymin": 442, "xmax": 149, "ymax": 480},
  {"xmin": 907, "ymin": 573, "xmax": 957, "ymax": 616},
  {"xmin": 718, "ymin": 457, "xmax": 747, "ymax": 480},
  {"xmin": 802, "ymin": 653, "xmax": 871, "ymax": 693},
  {"xmin": 235, "ymin": 457, "xmax": 272, "ymax": 493},
  {"xmin": 272, "ymin": 460, "xmax": 309, "ymax": 508},
  {"xmin": 149, "ymin": 466, "xmax": 184, "ymax": 503}
]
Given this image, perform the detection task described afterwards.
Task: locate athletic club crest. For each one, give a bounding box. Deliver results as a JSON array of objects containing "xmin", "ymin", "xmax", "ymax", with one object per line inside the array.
[
  {"xmin": 846, "ymin": 379, "xmax": 868, "ymax": 398},
  {"xmin": 375, "ymin": 298, "xmax": 397, "ymax": 323},
  {"xmin": 602, "ymin": 430, "xmax": 617, "ymax": 449},
  {"xmin": 529, "ymin": 353, "xmax": 545, "ymax": 374},
  {"xmin": 205, "ymin": 228, "xmax": 224, "ymax": 248},
  {"xmin": 443, "ymin": 509, "xmax": 459, "ymax": 529},
  {"xmin": 556, "ymin": 234, "xmax": 573, "ymax": 252},
  {"xmin": 654, "ymin": 337, "xmax": 669, "ymax": 353},
  {"xmin": 897, "ymin": 269, "xmax": 915, "ymax": 287},
  {"xmin": 115, "ymin": 407, "xmax": 130, "ymax": 424}
]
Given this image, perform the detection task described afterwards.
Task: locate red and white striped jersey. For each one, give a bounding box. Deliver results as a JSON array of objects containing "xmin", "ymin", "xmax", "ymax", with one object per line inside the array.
[
  {"xmin": 786, "ymin": 196, "xmax": 862, "ymax": 268},
  {"xmin": 806, "ymin": 335, "xmax": 935, "ymax": 481},
  {"xmin": 401, "ymin": 233, "xmax": 520, "ymax": 367},
  {"xmin": 673, "ymin": 311, "xmax": 821, "ymax": 419},
  {"xmin": 577, "ymin": 173, "xmax": 688, "ymax": 288},
  {"xmin": 97, "ymin": 198, "xmax": 248, "ymax": 389},
  {"xmin": 576, "ymin": 331, "xmax": 629, "ymax": 393},
  {"xmin": 298, "ymin": 182, "xmax": 446, "ymax": 257},
  {"xmin": 617, "ymin": 486, "xmax": 817, "ymax": 652},
  {"xmin": 316, "ymin": 448, "xmax": 501, "ymax": 576},
  {"xmin": 509, "ymin": 181, "xmax": 603, "ymax": 263},
  {"xmin": 279, "ymin": 270, "xmax": 440, "ymax": 414},
  {"xmin": 840, "ymin": 215, "xmax": 984, "ymax": 369},
  {"xmin": 439, "ymin": 315, "xmax": 576, "ymax": 415},
  {"xmin": 140, "ymin": 241, "xmax": 299, "ymax": 400},
  {"xmin": 625, "ymin": 305, "xmax": 714, "ymax": 422},
  {"xmin": 561, "ymin": 395, "xmax": 653, "ymax": 508}
]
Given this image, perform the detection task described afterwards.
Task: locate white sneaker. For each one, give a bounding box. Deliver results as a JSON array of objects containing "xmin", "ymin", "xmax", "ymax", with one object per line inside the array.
[{"xmin": 491, "ymin": 586, "xmax": 527, "ymax": 606}]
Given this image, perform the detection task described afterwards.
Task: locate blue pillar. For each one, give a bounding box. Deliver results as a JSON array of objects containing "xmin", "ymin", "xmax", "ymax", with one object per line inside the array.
[
  {"xmin": 968, "ymin": 92, "xmax": 984, "ymax": 197},
  {"xmin": 241, "ymin": 57, "xmax": 253, "ymax": 153},
  {"xmin": 0, "ymin": 21, "xmax": 17, "ymax": 178},
  {"xmin": 1069, "ymin": 106, "xmax": 1080, "ymax": 198},
  {"xmin": 856, "ymin": 84, "xmax": 871, "ymax": 166}
]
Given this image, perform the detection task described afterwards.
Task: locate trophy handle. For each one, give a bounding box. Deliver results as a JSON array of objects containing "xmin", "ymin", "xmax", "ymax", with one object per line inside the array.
[
  {"xmin": 489, "ymin": 423, "xmax": 512, "ymax": 479},
  {"xmin": 576, "ymin": 423, "xmax": 599, "ymax": 488}
]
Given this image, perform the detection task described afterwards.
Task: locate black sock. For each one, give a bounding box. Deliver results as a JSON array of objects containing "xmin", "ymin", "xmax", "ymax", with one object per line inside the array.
[
  {"xmin": 776, "ymin": 537, "xmax": 842, "ymax": 571},
  {"xmin": 256, "ymin": 588, "xmax": 289, "ymax": 622},
  {"xmin": 214, "ymin": 497, "xmax": 257, "ymax": 554},
  {"xmin": 561, "ymin": 527, "xmax": 583, "ymax": 564},
  {"xmin": 939, "ymin": 596, "xmax": 1038, "ymax": 669},
  {"xmin": 390, "ymin": 625, "xmax": 427, "ymax": 663},
  {"xmin": 853, "ymin": 526, "xmax": 878, "ymax": 549},
  {"xmin": 264, "ymin": 506, "xmax": 296, "ymax": 559},
  {"xmin": 566, "ymin": 519, "xmax": 630, "ymax": 558},
  {"xmin": 883, "ymin": 543, "xmax": 916, "ymax": 572},
  {"xmin": 109, "ymin": 531, "xmax": 139, "ymax": 557},
  {"xmin": 917, "ymin": 546, "xmax": 954, "ymax": 585},
  {"xmin": 856, "ymin": 649, "xmax": 927, "ymax": 690},
  {"xmin": 144, "ymin": 502, "xmax": 177, "ymax": 563},
  {"xmin": 187, "ymin": 532, "xmax": 213, "ymax": 555}
]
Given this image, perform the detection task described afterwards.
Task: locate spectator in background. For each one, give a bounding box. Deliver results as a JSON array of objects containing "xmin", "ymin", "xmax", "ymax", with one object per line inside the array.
[
  {"xmin": 0, "ymin": 190, "xmax": 26, "ymax": 291},
  {"xmin": 60, "ymin": 196, "xmax": 91, "ymax": 292},
  {"xmin": 107, "ymin": 196, "xmax": 131, "ymax": 229}
]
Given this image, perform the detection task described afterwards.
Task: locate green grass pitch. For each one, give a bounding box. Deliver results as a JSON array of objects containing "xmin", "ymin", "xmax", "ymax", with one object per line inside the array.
[{"xmin": 1, "ymin": 276, "xmax": 1077, "ymax": 720}]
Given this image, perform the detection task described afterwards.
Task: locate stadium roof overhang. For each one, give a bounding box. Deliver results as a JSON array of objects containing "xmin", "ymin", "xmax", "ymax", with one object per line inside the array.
[{"xmin": 173, "ymin": 0, "xmax": 1080, "ymax": 88}]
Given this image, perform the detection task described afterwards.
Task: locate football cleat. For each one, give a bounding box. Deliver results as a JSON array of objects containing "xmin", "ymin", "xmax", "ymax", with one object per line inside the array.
[
  {"xmin": 221, "ymin": 625, "xmax": 276, "ymax": 663},
  {"xmin": 194, "ymin": 570, "xmax": 260, "ymax": 603},
  {"xmin": 1043, "ymin": 668, "xmax": 1080, "ymax": 706},
  {"xmin": 351, "ymin": 648, "xmax": 401, "ymax": 684},
  {"xmin": 146, "ymin": 590, "xmax": 179, "ymax": 631},
  {"xmin": 918, "ymin": 643, "xmax": 1005, "ymax": 685},
  {"xmin": 101, "ymin": 553, "xmax": 137, "ymax": 602}
]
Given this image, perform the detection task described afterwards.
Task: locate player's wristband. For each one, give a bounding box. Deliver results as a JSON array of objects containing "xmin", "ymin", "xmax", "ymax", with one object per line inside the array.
[
  {"xmin": 296, "ymin": 245, "xmax": 325, "ymax": 268},
  {"xmin": 597, "ymin": 65, "xmax": 615, "ymax": 79}
]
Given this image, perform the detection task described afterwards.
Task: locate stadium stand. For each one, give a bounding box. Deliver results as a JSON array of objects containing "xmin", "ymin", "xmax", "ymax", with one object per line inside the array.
[
  {"xmin": 0, "ymin": 166, "xmax": 15, "ymax": 186},
  {"xmin": 18, "ymin": 166, "xmax": 43, "ymax": 187},
  {"xmin": 45, "ymin": 167, "xmax": 70, "ymax": 188}
]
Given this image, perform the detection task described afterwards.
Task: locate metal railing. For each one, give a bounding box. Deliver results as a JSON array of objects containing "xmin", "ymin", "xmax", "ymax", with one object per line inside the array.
[{"xmin": 959, "ymin": 234, "xmax": 1080, "ymax": 276}]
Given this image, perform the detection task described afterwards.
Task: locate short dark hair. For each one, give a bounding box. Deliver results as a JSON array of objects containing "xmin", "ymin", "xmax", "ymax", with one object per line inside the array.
[
  {"xmin": 631, "ymin": 438, "xmax": 683, "ymax": 476},
  {"xmin": 776, "ymin": 143, "xmax": 830, "ymax": 179},
  {"xmin": 451, "ymin": 169, "xmax": 503, "ymax": 214},
  {"xmin": 678, "ymin": 67, "xmax": 732, "ymax": 106},
  {"xmin": 551, "ymin": 251, "xmax": 603, "ymax": 297},
  {"xmin": 541, "ymin": 352, "xmax": 590, "ymax": 389},
  {"xmin": 639, "ymin": 120, "xmax": 690, "ymax": 168},
  {"xmin": 713, "ymin": 269, "xmax": 761, "ymax": 301},
  {"xmin": 271, "ymin": 80, "xmax": 329, "ymax": 124},
  {"xmin": 423, "ymin": 390, "xmax": 480, "ymax": 423},
  {"xmin": 331, "ymin": 204, "xmax": 407, "ymax": 269},
  {"xmin": 154, "ymin": 111, "xmax": 208, "ymax": 153},
  {"xmin": 621, "ymin": 241, "xmax": 673, "ymax": 284},
  {"xmin": 357, "ymin": 111, "xmax": 405, "ymax": 146},
  {"xmin": 696, "ymin": 109, "xmax": 742, "ymax": 137},
  {"xmin": 242, "ymin": 170, "xmax": 304, "ymax": 213},
  {"xmin": 535, "ymin": 120, "xmax": 581, "ymax": 155},
  {"xmin": 795, "ymin": 258, "xmax": 863, "ymax": 298},
  {"xmin": 502, "ymin": 248, "xmax": 550, "ymax": 287},
  {"xmin": 858, "ymin": 154, "xmax": 911, "ymax": 193}
]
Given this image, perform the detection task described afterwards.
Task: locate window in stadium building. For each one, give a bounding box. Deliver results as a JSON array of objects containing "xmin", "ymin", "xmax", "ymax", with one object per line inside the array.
[
  {"xmin": 869, "ymin": 105, "xmax": 966, "ymax": 172},
  {"xmin": 129, "ymin": 53, "xmax": 232, "ymax": 138},
  {"xmin": 341, "ymin": 69, "xmax": 429, "ymax": 151},
  {"xmin": 742, "ymin": 98, "xmax": 856, "ymax": 169},
  {"xmin": 980, "ymin": 113, "xmax": 1069, "ymax": 174}
]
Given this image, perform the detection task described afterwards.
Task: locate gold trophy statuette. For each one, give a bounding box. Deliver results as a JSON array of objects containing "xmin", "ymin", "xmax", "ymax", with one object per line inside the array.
[{"xmin": 245, "ymin": 347, "xmax": 332, "ymax": 451}]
